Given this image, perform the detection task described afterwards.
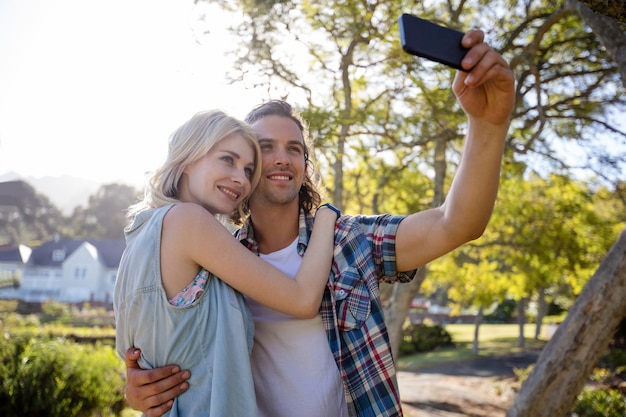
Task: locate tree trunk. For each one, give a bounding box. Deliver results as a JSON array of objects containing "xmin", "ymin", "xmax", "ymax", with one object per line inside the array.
[
  {"xmin": 577, "ymin": 0, "xmax": 626, "ymax": 25},
  {"xmin": 506, "ymin": 226, "xmax": 626, "ymax": 417},
  {"xmin": 535, "ymin": 287, "xmax": 547, "ymax": 340},
  {"xmin": 517, "ymin": 298, "xmax": 526, "ymax": 348},
  {"xmin": 385, "ymin": 267, "xmax": 427, "ymax": 361},
  {"xmin": 565, "ymin": 0, "xmax": 626, "ymax": 86},
  {"xmin": 472, "ymin": 306, "xmax": 484, "ymax": 355}
]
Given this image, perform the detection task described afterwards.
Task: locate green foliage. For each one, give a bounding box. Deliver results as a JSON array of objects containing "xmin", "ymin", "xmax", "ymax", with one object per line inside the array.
[
  {"xmin": 1, "ymin": 301, "xmax": 116, "ymax": 347},
  {"xmin": 513, "ymin": 364, "xmax": 534, "ymax": 383},
  {"xmin": 0, "ymin": 180, "xmax": 139, "ymax": 244},
  {"xmin": 40, "ymin": 301, "xmax": 71, "ymax": 324},
  {"xmin": 601, "ymin": 348, "xmax": 626, "ymax": 370},
  {"xmin": 0, "ymin": 180, "xmax": 66, "ymax": 246},
  {"xmin": 70, "ymin": 183, "xmax": 140, "ymax": 240},
  {"xmin": 1, "ymin": 312, "xmax": 40, "ymax": 328},
  {"xmin": 572, "ymin": 389, "xmax": 626, "ymax": 417},
  {"xmin": 0, "ymin": 300, "xmax": 18, "ymax": 313},
  {"xmin": 398, "ymin": 323, "xmax": 454, "ymax": 356},
  {"xmin": 571, "ymin": 346, "xmax": 626, "ymax": 416},
  {"xmin": 431, "ymin": 172, "xmax": 624, "ymax": 327},
  {"xmin": 485, "ymin": 299, "xmax": 517, "ymax": 324},
  {"xmin": 205, "ymin": 0, "xmax": 625, "ymax": 213},
  {"xmin": 0, "ymin": 335, "xmax": 125, "ymax": 417}
]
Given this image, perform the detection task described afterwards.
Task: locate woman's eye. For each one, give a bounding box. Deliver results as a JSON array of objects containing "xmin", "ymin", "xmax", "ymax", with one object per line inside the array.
[
  {"xmin": 244, "ymin": 167, "xmax": 254, "ymax": 178},
  {"xmin": 221, "ymin": 156, "xmax": 234, "ymax": 164}
]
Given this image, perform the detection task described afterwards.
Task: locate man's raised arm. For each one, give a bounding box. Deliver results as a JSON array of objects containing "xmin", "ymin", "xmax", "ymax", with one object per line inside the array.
[{"xmin": 395, "ymin": 29, "xmax": 516, "ymax": 272}]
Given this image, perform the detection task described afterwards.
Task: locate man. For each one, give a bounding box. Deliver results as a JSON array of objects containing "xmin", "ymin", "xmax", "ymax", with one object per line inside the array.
[{"xmin": 124, "ymin": 28, "xmax": 515, "ymax": 416}]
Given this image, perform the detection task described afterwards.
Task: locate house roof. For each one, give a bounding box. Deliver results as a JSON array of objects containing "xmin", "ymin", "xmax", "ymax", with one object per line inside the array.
[
  {"xmin": 28, "ymin": 238, "xmax": 125, "ymax": 268},
  {"xmin": 0, "ymin": 244, "xmax": 32, "ymax": 263},
  {"xmin": 89, "ymin": 239, "xmax": 126, "ymax": 268}
]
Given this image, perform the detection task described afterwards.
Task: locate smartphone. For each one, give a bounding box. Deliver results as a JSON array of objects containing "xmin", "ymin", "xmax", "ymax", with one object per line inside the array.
[{"xmin": 398, "ymin": 13, "xmax": 469, "ymax": 71}]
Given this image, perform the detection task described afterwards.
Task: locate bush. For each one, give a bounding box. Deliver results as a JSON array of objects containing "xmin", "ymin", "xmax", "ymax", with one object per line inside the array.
[
  {"xmin": 0, "ymin": 300, "xmax": 18, "ymax": 313},
  {"xmin": 572, "ymin": 389, "xmax": 626, "ymax": 417},
  {"xmin": 40, "ymin": 301, "xmax": 71, "ymax": 324},
  {"xmin": 602, "ymin": 348, "xmax": 626, "ymax": 370},
  {"xmin": 16, "ymin": 301, "xmax": 43, "ymax": 315},
  {"xmin": 399, "ymin": 323, "xmax": 453, "ymax": 356},
  {"xmin": 0, "ymin": 334, "xmax": 126, "ymax": 417},
  {"xmin": 1, "ymin": 312, "xmax": 40, "ymax": 328}
]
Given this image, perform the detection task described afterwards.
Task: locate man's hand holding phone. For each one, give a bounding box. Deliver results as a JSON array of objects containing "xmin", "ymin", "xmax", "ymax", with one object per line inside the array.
[
  {"xmin": 399, "ymin": 13, "xmax": 470, "ymax": 71},
  {"xmin": 399, "ymin": 13, "xmax": 515, "ymax": 126}
]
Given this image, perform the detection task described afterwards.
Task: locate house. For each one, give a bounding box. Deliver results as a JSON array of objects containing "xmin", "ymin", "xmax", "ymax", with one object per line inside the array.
[
  {"xmin": 0, "ymin": 244, "xmax": 32, "ymax": 289},
  {"xmin": 0, "ymin": 236, "xmax": 125, "ymax": 305}
]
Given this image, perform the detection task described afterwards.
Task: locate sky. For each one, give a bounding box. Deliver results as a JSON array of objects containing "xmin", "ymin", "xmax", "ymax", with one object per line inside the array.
[{"xmin": 0, "ymin": 0, "xmax": 265, "ymax": 187}]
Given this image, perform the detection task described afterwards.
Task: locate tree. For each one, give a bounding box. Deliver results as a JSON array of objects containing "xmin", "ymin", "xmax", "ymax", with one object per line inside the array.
[
  {"xmin": 507, "ymin": 2, "xmax": 626, "ymax": 416},
  {"xmin": 0, "ymin": 180, "xmax": 66, "ymax": 246},
  {"xmin": 201, "ymin": 0, "xmax": 625, "ymax": 362},
  {"xmin": 506, "ymin": 225, "xmax": 626, "ymax": 417},
  {"xmin": 577, "ymin": 0, "xmax": 626, "ymax": 25},
  {"xmin": 69, "ymin": 183, "xmax": 139, "ymax": 240},
  {"xmin": 428, "ymin": 170, "xmax": 623, "ymax": 353},
  {"xmin": 566, "ymin": 0, "xmax": 626, "ymax": 103}
]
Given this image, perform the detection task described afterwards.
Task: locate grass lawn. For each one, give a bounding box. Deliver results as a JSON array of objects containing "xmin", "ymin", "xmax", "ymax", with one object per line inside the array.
[{"xmin": 397, "ymin": 323, "xmax": 549, "ymax": 372}]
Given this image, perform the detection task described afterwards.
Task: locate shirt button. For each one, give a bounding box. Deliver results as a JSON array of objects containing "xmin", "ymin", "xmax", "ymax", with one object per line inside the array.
[{"xmin": 338, "ymin": 289, "xmax": 346, "ymax": 296}]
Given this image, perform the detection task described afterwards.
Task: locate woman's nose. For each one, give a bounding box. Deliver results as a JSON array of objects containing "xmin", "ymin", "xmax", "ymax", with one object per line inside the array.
[{"xmin": 232, "ymin": 168, "xmax": 248, "ymax": 185}]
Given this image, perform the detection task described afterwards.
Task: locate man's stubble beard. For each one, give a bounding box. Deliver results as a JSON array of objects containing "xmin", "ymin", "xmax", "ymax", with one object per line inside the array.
[{"xmin": 251, "ymin": 181, "xmax": 301, "ymax": 208}]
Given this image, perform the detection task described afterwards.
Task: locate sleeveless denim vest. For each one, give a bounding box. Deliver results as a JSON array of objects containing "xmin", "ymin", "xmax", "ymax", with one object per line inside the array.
[{"xmin": 114, "ymin": 204, "xmax": 257, "ymax": 416}]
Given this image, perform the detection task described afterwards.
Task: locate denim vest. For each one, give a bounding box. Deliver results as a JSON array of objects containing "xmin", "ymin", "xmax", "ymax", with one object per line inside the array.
[{"xmin": 114, "ymin": 204, "xmax": 257, "ymax": 416}]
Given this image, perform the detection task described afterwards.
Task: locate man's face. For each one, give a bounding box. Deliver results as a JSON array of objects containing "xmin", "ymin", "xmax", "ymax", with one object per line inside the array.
[{"xmin": 248, "ymin": 115, "xmax": 306, "ymax": 209}]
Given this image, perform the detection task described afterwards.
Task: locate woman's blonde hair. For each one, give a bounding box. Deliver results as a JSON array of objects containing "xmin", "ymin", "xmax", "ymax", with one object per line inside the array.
[{"xmin": 127, "ymin": 110, "xmax": 261, "ymax": 225}]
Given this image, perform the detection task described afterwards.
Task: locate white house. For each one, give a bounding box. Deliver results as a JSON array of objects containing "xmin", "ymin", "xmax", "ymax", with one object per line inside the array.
[
  {"xmin": 0, "ymin": 244, "xmax": 31, "ymax": 290},
  {"xmin": 0, "ymin": 237, "xmax": 125, "ymax": 305}
]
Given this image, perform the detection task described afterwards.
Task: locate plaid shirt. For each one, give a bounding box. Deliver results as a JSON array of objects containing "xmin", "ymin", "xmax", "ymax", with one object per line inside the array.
[{"xmin": 236, "ymin": 209, "xmax": 417, "ymax": 417}]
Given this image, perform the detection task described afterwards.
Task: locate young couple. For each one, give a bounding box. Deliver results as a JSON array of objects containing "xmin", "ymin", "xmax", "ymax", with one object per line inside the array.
[{"xmin": 116, "ymin": 29, "xmax": 516, "ymax": 417}]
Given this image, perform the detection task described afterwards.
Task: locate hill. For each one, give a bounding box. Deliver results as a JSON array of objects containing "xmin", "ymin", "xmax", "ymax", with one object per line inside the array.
[{"xmin": 0, "ymin": 172, "xmax": 107, "ymax": 215}]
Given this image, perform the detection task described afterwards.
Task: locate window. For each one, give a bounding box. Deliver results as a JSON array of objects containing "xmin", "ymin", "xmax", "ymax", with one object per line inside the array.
[
  {"xmin": 74, "ymin": 267, "xmax": 87, "ymax": 279},
  {"xmin": 52, "ymin": 249, "xmax": 66, "ymax": 262}
]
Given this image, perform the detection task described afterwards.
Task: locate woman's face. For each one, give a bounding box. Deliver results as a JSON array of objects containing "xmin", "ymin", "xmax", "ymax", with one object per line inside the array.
[{"xmin": 181, "ymin": 133, "xmax": 256, "ymax": 215}]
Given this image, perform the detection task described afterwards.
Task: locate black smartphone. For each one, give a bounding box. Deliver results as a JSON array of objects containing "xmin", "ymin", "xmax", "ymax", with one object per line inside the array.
[{"xmin": 398, "ymin": 13, "xmax": 469, "ymax": 71}]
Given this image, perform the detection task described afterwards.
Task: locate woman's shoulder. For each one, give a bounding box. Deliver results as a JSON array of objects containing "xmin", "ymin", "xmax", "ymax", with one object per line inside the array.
[
  {"xmin": 166, "ymin": 202, "xmax": 207, "ymax": 217},
  {"xmin": 164, "ymin": 202, "xmax": 217, "ymax": 231}
]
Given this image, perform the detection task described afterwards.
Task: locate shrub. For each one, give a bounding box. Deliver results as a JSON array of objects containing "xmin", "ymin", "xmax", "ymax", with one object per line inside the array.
[
  {"xmin": 0, "ymin": 300, "xmax": 18, "ymax": 313},
  {"xmin": 40, "ymin": 301, "xmax": 71, "ymax": 324},
  {"xmin": 398, "ymin": 323, "xmax": 453, "ymax": 356},
  {"xmin": 1, "ymin": 312, "xmax": 40, "ymax": 328},
  {"xmin": 16, "ymin": 301, "xmax": 42, "ymax": 315},
  {"xmin": 603, "ymin": 349, "xmax": 626, "ymax": 369},
  {"xmin": 572, "ymin": 389, "xmax": 626, "ymax": 417},
  {"xmin": 0, "ymin": 335, "xmax": 126, "ymax": 417}
]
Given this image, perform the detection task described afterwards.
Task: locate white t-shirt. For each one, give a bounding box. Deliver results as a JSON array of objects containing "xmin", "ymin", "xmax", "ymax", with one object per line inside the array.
[{"xmin": 246, "ymin": 238, "xmax": 349, "ymax": 417}]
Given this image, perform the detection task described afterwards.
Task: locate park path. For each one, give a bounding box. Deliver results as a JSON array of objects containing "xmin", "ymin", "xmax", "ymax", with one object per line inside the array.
[{"xmin": 397, "ymin": 351, "xmax": 541, "ymax": 417}]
